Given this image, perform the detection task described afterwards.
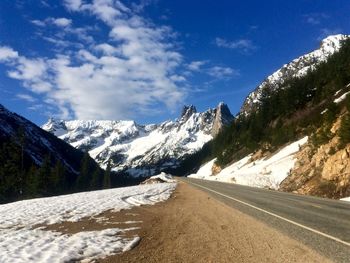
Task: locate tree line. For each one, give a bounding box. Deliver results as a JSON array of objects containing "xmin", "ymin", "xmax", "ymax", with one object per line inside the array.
[{"xmin": 0, "ymin": 134, "xmax": 115, "ymax": 203}]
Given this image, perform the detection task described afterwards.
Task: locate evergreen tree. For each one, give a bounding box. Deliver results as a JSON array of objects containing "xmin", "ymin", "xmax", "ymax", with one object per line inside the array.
[
  {"xmin": 50, "ymin": 160, "xmax": 65, "ymax": 194},
  {"xmin": 90, "ymin": 167, "xmax": 102, "ymax": 190},
  {"xmin": 76, "ymin": 152, "xmax": 92, "ymax": 191},
  {"xmin": 25, "ymin": 165, "xmax": 39, "ymax": 197},
  {"xmin": 0, "ymin": 141, "xmax": 21, "ymax": 201},
  {"xmin": 339, "ymin": 113, "xmax": 350, "ymax": 148},
  {"xmin": 103, "ymin": 161, "xmax": 111, "ymax": 189}
]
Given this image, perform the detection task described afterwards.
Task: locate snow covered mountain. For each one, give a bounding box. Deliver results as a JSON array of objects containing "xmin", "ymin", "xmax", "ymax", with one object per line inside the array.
[
  {"xmin": 241, "ymin": 34, "xmax": 350, "ymax": 115},
  {"xmin": 42, "ymin": 103, "xmax": 234, "ymax": 177}
]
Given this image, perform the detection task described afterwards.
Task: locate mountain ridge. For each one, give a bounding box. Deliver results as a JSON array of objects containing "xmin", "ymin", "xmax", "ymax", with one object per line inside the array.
[
  {"xmin": 241, "ymin": 34, "xmax": 350, "ymax": 115},
  {"xmin": 43, "ymin": 103, "xmax": 234, "ymax": 177}
]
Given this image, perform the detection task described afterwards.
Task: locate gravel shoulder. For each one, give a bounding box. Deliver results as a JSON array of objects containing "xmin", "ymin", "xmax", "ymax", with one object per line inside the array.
[{"xmin": 99, "ymin": 181, "xmax": 330, "ymax": 263}]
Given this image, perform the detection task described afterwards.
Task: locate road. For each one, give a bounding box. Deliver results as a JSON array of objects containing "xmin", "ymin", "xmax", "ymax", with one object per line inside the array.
[{"xmin": 180, "ymin": 177, "xmax": 350, "ymax": 263}]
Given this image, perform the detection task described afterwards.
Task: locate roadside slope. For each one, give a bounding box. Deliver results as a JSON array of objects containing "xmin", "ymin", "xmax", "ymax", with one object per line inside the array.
[{"xmin": 102, "ymin": 181, "xmax": 328, "ymax": 263}]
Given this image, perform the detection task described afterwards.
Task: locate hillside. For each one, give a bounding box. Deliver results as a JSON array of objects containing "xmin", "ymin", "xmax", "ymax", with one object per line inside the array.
[
  {"xmin": 185, "ymin": 35, "xmax": 350, "ymax": 199},
  {"xmin": 0, "ymin": 104, "xmax": 130, "ymax": 203},
  {"xmin": 42, "ymin": 103, "xmax": 233, "ymax": 177}
]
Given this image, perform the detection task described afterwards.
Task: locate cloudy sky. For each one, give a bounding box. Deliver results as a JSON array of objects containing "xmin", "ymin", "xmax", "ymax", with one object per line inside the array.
[{"xmin": 0, "ymin": 0, "xmax": 349, "ymax": 124}]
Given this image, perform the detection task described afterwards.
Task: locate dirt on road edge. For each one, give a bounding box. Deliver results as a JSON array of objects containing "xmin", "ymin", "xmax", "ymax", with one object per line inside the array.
[{"xmin": 99, "ymin": 181, "xmax": 330, "ymax": 263}]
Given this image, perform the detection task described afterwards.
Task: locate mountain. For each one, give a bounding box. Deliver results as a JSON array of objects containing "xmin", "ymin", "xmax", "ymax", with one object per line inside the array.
[
  {"xmin": 241, "ymin": 34, "xmax": 349, "ymax": 115},
  {"xmin": 0, "ymin": 104, "xmax": 84, "ymax": 174},
  {"xmin": 186, "ymin": 35, "xmax": 350, "ymax": 199},
  {"xmin": 0, "ymin": 104, "xmax": 106, "ymax": 203},
  {"xmin": 43, "ymin": 103, "xmax": 234, "ymax": 177}
]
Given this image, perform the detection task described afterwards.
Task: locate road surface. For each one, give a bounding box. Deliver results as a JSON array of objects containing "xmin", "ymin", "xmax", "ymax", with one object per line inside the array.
[{"xmin": 180, "ymin": 177, "xmax": 350, "ymax": 263}]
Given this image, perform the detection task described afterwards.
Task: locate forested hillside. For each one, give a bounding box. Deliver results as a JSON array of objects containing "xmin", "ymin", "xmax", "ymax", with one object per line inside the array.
[
  {"xmin": 178, "ymin": 38, "xmax": 350, "ymax": 175},
  {"xmin": 0, "ymin": 105, "xmax": 140, "ymax": 204}
]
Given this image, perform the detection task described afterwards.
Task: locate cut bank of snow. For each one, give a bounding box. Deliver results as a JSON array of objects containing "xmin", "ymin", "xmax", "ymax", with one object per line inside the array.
[
  {"xmin": 0, "ymin": 183, "xmax": 176, "ymax": 263},
  {"xmin": 340, "ymin": 196, "xmax": 350, "ymax": 202},
  {"xmin": 150, "ymin": 172, "xmax": 176, "ymax": 183},
  {"xmin": 334, "ymin": 91, "xmax": 350, "ymax": 104},
  {"xmin": 189, "ymin": 137, "xmax": 308, "ymax": 190}
]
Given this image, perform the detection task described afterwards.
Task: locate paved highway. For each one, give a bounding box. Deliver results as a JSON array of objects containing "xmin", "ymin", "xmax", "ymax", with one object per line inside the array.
[{"xmin": 180, "ymin": 177, "xmax": 350, "ymax": 263}]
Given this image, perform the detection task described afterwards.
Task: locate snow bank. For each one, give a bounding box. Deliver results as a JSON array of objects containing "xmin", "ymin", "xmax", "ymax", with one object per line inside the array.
[
  {"xmin": 0, "ymin": 183, "xmax": 176, "ymax": 263},
  {"xmin": 150, "ymin": 172, "xmax": 176, "ymax": 183},
  {"xmin": 189, "ymin": 137, "xmax": 308, "ymax": 190},
  {"xmin": 340, "ymin": 197, "xmax": 350, "ymax": 202},
  {"xmin": 334, "ymin": 91, "xmax": 350, "ymax": 104}
]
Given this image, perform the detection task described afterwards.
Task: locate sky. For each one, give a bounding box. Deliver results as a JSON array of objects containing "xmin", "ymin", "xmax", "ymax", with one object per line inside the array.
[{"xmin": 0, "ymin": 0, "xmax": 349, "ymax": 125}]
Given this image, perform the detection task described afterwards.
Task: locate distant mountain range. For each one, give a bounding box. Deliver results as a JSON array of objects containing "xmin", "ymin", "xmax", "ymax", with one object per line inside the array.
[{"xmin": 43, "ymin": 103, "xmax": 234, "ymax": 177}]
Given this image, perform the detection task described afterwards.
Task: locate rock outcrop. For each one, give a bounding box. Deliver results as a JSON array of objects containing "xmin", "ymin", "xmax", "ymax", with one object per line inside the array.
[{"xmin": 280, "ymin": 115, "xmax": 350, "ymax": 199}]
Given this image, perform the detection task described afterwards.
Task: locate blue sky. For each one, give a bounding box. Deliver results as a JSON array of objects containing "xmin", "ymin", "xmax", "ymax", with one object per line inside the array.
[{"xmin": 0, "ymin": 0, "xmax": 349, "ymax": 125}]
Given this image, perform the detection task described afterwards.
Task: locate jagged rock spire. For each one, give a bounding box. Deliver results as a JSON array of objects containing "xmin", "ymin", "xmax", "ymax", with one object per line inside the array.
[
  {"xmin": 180, "ymin": 105, "xmax": 197, "ymax": 121},
  {"xmin": 211, "ymin": 102, "xmax": 234, "ymax": 136}
]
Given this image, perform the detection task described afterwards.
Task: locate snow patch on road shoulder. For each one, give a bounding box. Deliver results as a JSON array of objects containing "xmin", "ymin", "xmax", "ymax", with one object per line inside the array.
[{"xmin": 0, "ymin": 183, "xmax": 176, "ymax": 263}]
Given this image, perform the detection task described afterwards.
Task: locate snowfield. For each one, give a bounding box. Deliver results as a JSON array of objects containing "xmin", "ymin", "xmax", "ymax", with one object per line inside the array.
[
  {"xmin": 189, "ymin": 137, "xmax": 308, "ymax": 190},
  {"xmin": 0, "ymin": 183, "xmax": 176, "ymax": 263}
]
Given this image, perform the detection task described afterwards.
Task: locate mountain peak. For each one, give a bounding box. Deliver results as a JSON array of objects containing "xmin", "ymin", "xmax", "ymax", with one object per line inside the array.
[
  {"xmin": 240, "ymin": 34, "xmax": 350, "ymax": 116},
  {"xmin": 212, "ymin": 102, "xmax": 234, "ymax": 136},
  {"xmin": 180, "ymin": 105, "xmax": 197, "ymax": 120}
]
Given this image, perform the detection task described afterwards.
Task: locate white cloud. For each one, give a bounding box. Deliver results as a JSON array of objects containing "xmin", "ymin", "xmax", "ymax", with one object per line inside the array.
[
  {"xmin": 188, "ymin": 60, "xmax": 208, "ymax": 71},
  {"xmin": 207, "ymin": 66, "xmax": 239, "ymax": 78},
  {"xmin": 31, "ymin": 17, "xmax": 73, "ymax": 27},
  {"xmin": 215, "ymin": 37, "xmax": 256, "ymax": 53},
  {"xmin": 303, "ymin": 13, "xmax": 329, "ymax": 25},
  {"xmin": 64, "ymin": 0, "xmax": 84, "ymax": 11},
  {"xmin": 52, "ymin": 18, "xmax": 72, "ymax": 27},
  {"xmin": 1, "ymin": 0, "xmax": 187, "ymax": 120},
  {"xmin": 0, "ymin": 46, "xmax": 19, "ymax": 61},
  {"xmin": 16, "ymin": 93, "xmax": 36, "ymax": 102},
  {"xmin": 31, "ymin": 19, "xmax": 46, "ymax": 27}
]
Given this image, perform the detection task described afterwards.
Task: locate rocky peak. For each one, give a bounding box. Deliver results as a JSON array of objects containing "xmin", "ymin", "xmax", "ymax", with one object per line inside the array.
[
  {"xmin": 42, "ymin": 102, "xmax": 233, "ymax": 177},
  {"xmin": 180, "ymin": 105, "xmax": 197, "ymax": 121},
  {"xmin": 42, "ymin": 117, "xmax": 67, "ymax": 135},
  {"xmin": 211, "ymin": 102, "xmax": 234, "ymax": 136}
]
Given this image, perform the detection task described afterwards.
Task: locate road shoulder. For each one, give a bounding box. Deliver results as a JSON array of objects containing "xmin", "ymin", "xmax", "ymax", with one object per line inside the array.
[{"xmin": 99, "ymin": 181, "xmax": 329, "ymax": 263}]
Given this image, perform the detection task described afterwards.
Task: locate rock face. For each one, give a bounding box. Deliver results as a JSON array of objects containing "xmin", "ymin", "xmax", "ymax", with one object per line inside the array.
[
  {"xmin": 280, "ymin": 115, "xmax": 350, "ymax": 199},
  {"xmin": 43, "ymin": 103, "xmax": 233, "ymax": 177},
  {"xmin": 211, "ymin": 102, "xmax": 234, "ymax": 136},
  {"xmin": 240, "ymin": 34, "xmax": 349, "ymax": 115}
]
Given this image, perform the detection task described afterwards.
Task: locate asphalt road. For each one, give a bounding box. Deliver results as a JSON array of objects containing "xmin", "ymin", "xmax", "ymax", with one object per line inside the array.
[{"xmin": 180, "ymin": 177, "xmax": 350, "ymax": 263}]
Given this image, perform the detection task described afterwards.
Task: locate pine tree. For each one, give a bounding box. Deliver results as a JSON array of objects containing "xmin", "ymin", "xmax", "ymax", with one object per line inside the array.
[
  {"xmin": 50, "ymin": 160, "xmax": 64, "ymax": 194},
  {"xmin": 90, "ymin": 167, "xmax": 102, "ymax": 190},
  {"xmin": 339, "ymin": 113, "xmax": 350, "ymax": 148},
  {"xmin": 76, "ymin": 152, "xmax": 91, "ymax": 191},
  {"xmin": 37, "ymin": 155, "xmax": 51, "ymax": 196},
  {"xmin": 103, "ymin": 161, "xmax": 111, "ymax": 189},
  {"xmin": 0, "ymin": 141, "xmax": 21, "ymax": 201},
  {"xmin": 25, "ymin": 165, "xmax": 39, "ymax": 197}
]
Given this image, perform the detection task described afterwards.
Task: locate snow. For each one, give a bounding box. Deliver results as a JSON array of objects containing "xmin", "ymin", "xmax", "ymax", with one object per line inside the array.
[
  {"xmin": 43, "ymin": 108, "xmax": 216, "ymax": 176},
  {"xmin": 0, "ymin": 183, "xmax": 176, "ymax": 263},
  {"xmin": 340, "ymin": 197, "xmax": 350, "ymax": 202},
  {"xmin": 189, "ymin": 137, "xmax": 308, "ymax": 190},
  {"xmin": 150, "ymin": 172, "xmax": 176, "ymax": 183},
  {"xmin": 334, "ymin": 91, "xmax": 350, "ymax": 104}
]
